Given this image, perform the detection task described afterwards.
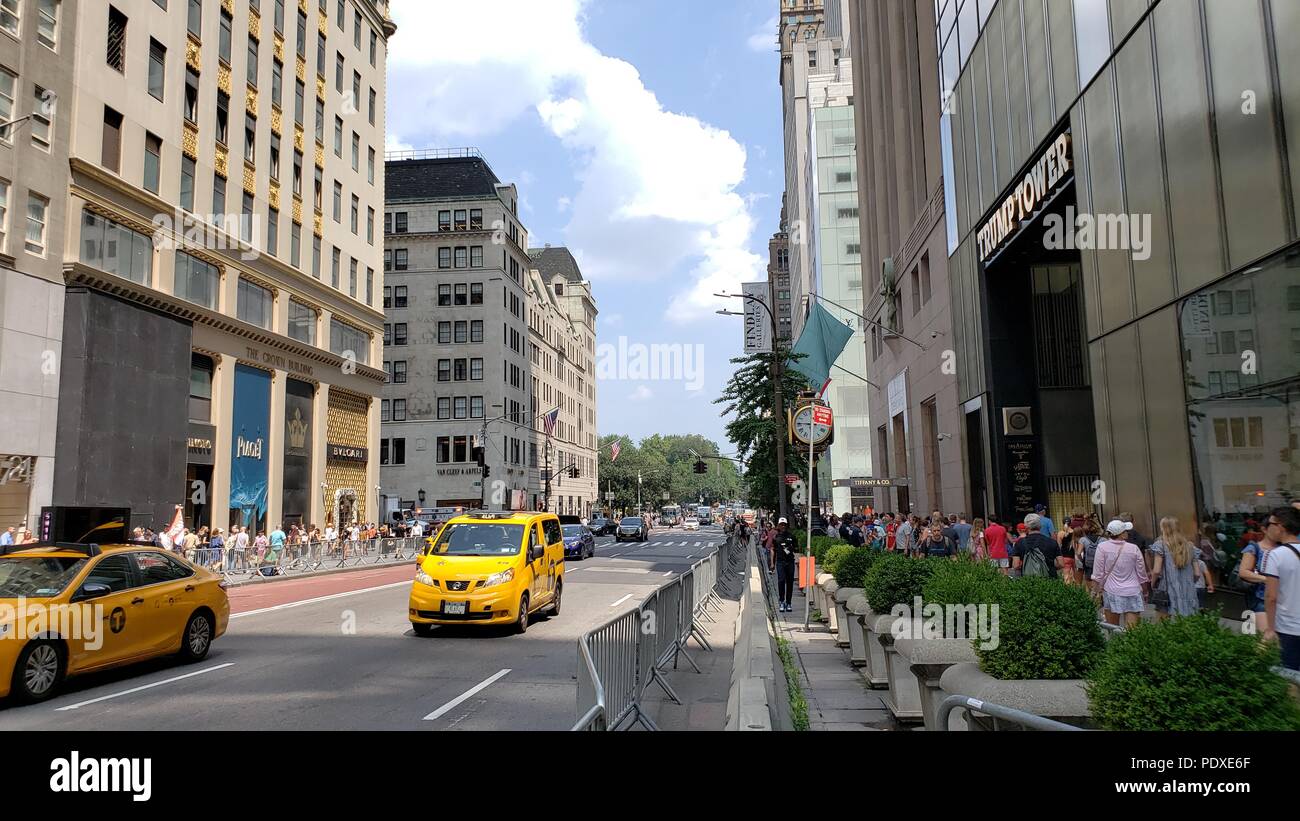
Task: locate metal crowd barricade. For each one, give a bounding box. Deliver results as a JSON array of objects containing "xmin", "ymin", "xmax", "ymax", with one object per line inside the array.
[
  {"xmin": 573, "ymin": 538, "xmax": 730, "ymax": 731},
  {"xmin": 936, "ymin": 694, "xmax": 1084, "ymax": 731},
  {"xmin": 204, "ymin": 536, "xmax": 421, "ymax": 584}
]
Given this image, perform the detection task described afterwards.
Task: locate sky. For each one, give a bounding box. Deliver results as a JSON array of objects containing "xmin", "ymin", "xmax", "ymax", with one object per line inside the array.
[{"xmin": 385, "ymin": 0, "xmax": 786, "ymax": 451}]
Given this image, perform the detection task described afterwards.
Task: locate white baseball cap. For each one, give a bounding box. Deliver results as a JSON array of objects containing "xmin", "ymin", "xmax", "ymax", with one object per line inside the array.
[
  {"xmin": 1106, "ymin": 519, "xmax": 1129, "ymax": 537},
  {"xmin": 778, "ymin": 517, "xmax": 788, "ymax": 524}
]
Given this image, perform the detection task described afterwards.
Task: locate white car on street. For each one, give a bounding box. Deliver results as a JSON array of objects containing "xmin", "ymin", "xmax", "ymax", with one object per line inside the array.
[{"xmin": 683, "ymin": 517, "xmax": 699, "ymax": 531}]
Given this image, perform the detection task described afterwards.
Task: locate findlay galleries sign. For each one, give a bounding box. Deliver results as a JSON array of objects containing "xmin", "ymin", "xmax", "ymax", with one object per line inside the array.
[
  {"xmin": 977, "ymin": 132, "xmax": 1073, "ymax": 263},
  {"xmin": 741, "ymin": 282, "xmax": 772, "ymax": 354}
]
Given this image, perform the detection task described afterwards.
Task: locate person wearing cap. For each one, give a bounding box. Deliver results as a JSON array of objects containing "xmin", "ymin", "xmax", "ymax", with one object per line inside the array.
[
  {"xmin": 1092, "ymin": 520, "xmax": 1150, "ymax": 629},
  {"xmin": 1011, "ymin": 513, "xmax": 1061, "ymax": 577},
  {"xmin": 1033, "ymin": 504, "xmax": 1056, "ymax": 542},
  {"xmin": 771, "ymin": 517, "xmax": 798, "ymax": 613},
  {"xmin": 1262, "ymin": 507, "xmax": 1300, "ymax": 670}
]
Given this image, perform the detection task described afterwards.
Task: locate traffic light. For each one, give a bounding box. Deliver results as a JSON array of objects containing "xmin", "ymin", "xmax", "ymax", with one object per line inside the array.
[
  {"xmin": 473, "ymin": 446, "xmax": 486, "ymax": 467},
  {"xmin": 694, "ymin": 460, "xmax": 707, "ymax": 474},
  {"xmin": 570, "ymin": 465, "xmax": 579, "ymax": 479},
  {"xmin": 483, "ymin": 465, "xmax": 490, "ymax": 478}
]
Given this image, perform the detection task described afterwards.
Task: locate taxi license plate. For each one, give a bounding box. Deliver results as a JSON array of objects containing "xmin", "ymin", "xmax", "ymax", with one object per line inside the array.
[{"xmin": 444, "ymin": 601, "xmax": 467, "ymax": 615}]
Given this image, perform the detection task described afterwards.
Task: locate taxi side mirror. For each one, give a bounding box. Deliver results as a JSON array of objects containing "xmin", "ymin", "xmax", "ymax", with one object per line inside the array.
[
  {"xmin": 529, "ymin": 544, "xmax": 544, "ymax": 562},
  {"xmin": 72, "ymin": 583, "xmax": 112, "ymax": 603}
]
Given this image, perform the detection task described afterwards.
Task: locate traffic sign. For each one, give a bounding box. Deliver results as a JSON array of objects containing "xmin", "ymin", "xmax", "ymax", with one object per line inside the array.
[
  {"xmin": 604, "ymin": 491, "xmax": 614, "ymax": 500},
  {"xmin": 812, "ymin": 405, "xmax": 833, "ymax": 427},
  {"xmin": 784, "ymin": 474, "xmax": 799, "ymax": 485}
]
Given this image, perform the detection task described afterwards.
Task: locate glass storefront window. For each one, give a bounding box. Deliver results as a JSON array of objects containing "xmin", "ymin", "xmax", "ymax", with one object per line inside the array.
[
  {"xmin": 1180, "ymin": 245, "xmax": 1300, "ymax": 538},
  {"xmin": 175, "ymin": 251, "xmax": 219, "ymax": 310}
]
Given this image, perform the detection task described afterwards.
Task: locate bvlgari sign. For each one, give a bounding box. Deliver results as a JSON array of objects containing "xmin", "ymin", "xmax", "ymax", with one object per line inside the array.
[
  {"xmin": 977, "ymin": 132, "xmax": 1073, "ymax": 263},
  {"xmin": 328, "ymin": 444, "xmax": 368, "ymax": 462}
]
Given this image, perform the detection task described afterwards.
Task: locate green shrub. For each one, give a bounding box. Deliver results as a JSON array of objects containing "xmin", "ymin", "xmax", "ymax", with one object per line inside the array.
[
  {"xmin": 976, "ymin": 578, "xmax": 1103, "ymax": 680},
  {"xmin": 823, "ymin": 545, "xmax": 853, "ymax": 577},
  {"xmin": 921, "ymin": 558, "xmax": 1009, "ymax": 635},
  {"xmin": 1086, "ymin": 614, "xmax": 1300, "ymax": 731},
  {"xmin": 806, "ymin": 535, "xmax": 844, "ymax": 566},
  {"xmin": 861, "ymin": 553, "xmax": 935, "ymax": 615},
  {"xmin": 832, "ymin": 547, "xmax": 876, "ymax": 589}
]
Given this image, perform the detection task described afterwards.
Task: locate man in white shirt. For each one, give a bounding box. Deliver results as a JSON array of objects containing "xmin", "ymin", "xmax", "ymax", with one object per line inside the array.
[
  {"xmin": 410, "ymin": 520, "xmax": 423, "ymax": 539},
  {"xmin": 1263, "ymin": 507, "xmax": 1300, "ymax": 671},
  {"xmin": 232, "ymin": 525, "xmax": 250, "ymax": 571}
]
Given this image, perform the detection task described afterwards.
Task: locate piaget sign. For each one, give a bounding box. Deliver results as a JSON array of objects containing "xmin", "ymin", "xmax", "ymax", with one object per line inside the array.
[{"xmin": 977, "ymin": 132, "xmax": 1073, "ymax": 263}]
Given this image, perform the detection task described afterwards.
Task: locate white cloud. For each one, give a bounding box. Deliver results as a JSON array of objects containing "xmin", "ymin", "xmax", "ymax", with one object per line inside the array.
[
  {"xmin": 600, "ymin": 313, "xmax": 623, "ymax": 327},
  {"xmin": 557, "ymin": 196, "xmax": 572, "ymax": 213},
  {"xmin": 747, "ymin": 16, "xmax": 778, "ymax": 52},
  {"xmin": 387, "ymin": 0, "xmax": 765, "ymax": 325},
  {"xmin": 628, "ymin": 385, "xmax": 653, "ymax": 402}
]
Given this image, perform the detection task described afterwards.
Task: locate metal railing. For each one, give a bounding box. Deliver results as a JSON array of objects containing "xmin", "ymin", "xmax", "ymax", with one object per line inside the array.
[
  {"xmin": 179, "ymin": 537, "xmax": 425, "ymax": 582},
  {"xmin": 572, "ymin": 534, "xmax": 744, "ymax": 731},
  {"xmin": 936, "ymin": 694, "xmax": 1085, "ymax": 731}
]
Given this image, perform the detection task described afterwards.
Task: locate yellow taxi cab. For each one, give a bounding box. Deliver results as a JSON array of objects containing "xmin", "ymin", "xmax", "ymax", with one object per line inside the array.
[
  {"xmin": 0, "ymin": 542, "xmax": 230, "ymax": 703},
  {"xmin": 409, "ymin": 510, "xmax": 565, "ymax": 635}
]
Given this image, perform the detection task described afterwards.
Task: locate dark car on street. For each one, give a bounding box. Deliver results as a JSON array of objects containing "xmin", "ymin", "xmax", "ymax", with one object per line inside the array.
[
  {"xmin": 615, "ymin": 516, "xmax": 649, "ymax": 542},
  {"xmin": 587, "ymin": 516, "xmax": 612, "ymax": 536},
  {"xmin": 562, "ymin": 524, "xmax": 596, "ymax": 560}
]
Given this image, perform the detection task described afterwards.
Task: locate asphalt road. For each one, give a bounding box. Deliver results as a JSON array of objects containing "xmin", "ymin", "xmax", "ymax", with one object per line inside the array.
[{"xmin": 0, "ymin": 527, "xmax": 730, "ymax": 731}]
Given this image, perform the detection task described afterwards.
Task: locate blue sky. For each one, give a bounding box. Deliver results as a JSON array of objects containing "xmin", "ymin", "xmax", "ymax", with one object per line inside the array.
[{"xmin": 386, "ymin": 0, "xmax": 785, "ymax": 451}]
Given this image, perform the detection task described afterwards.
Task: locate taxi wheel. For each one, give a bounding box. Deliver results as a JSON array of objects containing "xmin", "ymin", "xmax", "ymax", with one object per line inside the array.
[
  {"xmin": 514, "ymin": 594, "xmax": 530, "ymax": 635},
  {"xmin": 411, "ymin": 622, "xmax": 434, "ymax": 637},
  {"xmin": 179, "ymin": 611, "xmax": 214, "ymax": 662},
  {"xmin": 13, "ymin": 640, "xmax": 64, "ymax": 703},
  {"xmin": 547, "ymin": 582, "xmax": 562, "ymax": 617}
]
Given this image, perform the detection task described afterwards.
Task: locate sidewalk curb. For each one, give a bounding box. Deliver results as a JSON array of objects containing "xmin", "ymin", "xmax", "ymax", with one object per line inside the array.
[{"xmin": 223, "ymin": 559, "xmax": 416, "ymax": 588}]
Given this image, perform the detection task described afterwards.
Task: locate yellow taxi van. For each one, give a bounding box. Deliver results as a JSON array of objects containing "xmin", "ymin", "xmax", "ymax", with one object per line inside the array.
[{"xmin": 408, "ymin": 510, "xmax": 565, "ymax": 635}]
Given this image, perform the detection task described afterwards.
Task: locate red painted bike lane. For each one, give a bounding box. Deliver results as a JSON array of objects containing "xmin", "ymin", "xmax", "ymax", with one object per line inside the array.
[{"xmin": 228, "ymin": 564, "xmax": 417, "ymax": 614}]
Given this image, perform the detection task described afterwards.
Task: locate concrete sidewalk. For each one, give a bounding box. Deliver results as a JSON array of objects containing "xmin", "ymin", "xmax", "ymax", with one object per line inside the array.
[{"xmin": 771, "ymin": 574, "xmax": 899, "ymax": 731}]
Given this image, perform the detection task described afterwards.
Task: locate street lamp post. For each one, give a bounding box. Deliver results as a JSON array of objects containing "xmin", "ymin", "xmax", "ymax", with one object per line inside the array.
[{"xmin": 717, "ymin": 292, "xmax": 789, "ymax": 522}]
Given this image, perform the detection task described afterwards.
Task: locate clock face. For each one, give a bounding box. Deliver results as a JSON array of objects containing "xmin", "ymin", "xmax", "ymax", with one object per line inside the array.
[{"xmin": 792, "ymin": 406, "xmax": 832, "ymax": 445}]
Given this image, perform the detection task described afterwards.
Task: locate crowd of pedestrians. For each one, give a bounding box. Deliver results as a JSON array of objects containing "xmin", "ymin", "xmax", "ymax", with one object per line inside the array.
[{"xmin": 749, "ymin": 500, "xmax": 1300, "ymax": 671}]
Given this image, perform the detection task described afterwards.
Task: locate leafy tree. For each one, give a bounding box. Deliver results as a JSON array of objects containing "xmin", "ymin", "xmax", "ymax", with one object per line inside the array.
[
  {"xmin": 595, "ymin": 433, "xmax": 741, "ymax": 515},
  {"xmin": 713, "ymin": 350, "xmax": 809, "ymax": 512}
]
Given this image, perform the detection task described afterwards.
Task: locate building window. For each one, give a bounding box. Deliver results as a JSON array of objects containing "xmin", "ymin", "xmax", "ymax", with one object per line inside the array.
[
  {"xmin": 190, "ymin": 354, "xmax": 213, "ymax": 422},
  {"xmin": 247, "ymin": 37, "xmax": 259, "ymax": 86},
  {"xmin": 148, "ymin": 39, "xmax": 166, "ymax": 100},
  {"xmin": 180, "ymin": 155, "xmax": 196, "ymax": 212},
  {"xmin": 314, "ymin": 97, "xmax": 323, "ymax": 142},
  {"xmin": 367, "ymin": 206, "xmax": 374, "ymax": 243},
  {"xmin": 101, "ymin": 107, "xmax": 123, "ymax": 172},
  {"xmin": 437, "ymin": 398, "xmax": 450, "ymax": 420},
  {"xmin": 454, "ymin": 321, "xmax": 467, "ymax": 344},
  {"xmin": 454, "ymin": 359, "xmax": 467, "ymax": 381},
  {"xmin": 438, "ymin": 284, "xmax": 451, "ymax": 306},
  {"xmin": 312, "ymin": 234, "xmax": 321, "ymax": 278},
  {"xmin": 470, "ymin": 320, "xmax": 483, "ymax": 343},
  {"xmin": 267, "ymin": 208, "xmax": 278, "ymax": 255},
  {"xmin": 188, "ymin": 0, "xmax": 203, "ymax": 38},
  {"xmin": 471, "ymin": 358, "xmax": 483, "ymax": 380},
  {"xmin": 454, "ymin": 283, "xmax": 467, "ymax": 306},
  {"xmin": 272, "ymin": 59, "xmax": 283, "ymax": 107},
  {"xmin": 23, "ymin": 193, "xmax": 48, "ymax": 256},
  {"xmin": 368, "ymin": 87, "xmax": 376, "ymax": 125},
  {"xmin": 274, "ymin": 0, "xmax": 284, "ymax": 35},
  {"xmin": 331, "ymin": 247, "xmax": 340, "ymax": 287},
  {"xmin": 237, "ymin": 278, "xmax": 272, "ymax": 328},
  {"xmin": 454, "ymin": 247, "xmax": 467, "ymax": 268},
  {"xmin": 216, "ymin": 91, "xmax": 230, "ymax": 143},
  {"xmin": 241, "ymin": 192, "xmax": 254, "ymax": 242},
  {"xmin": 351, "ymin": 132, "xmax": 359, "ymax": 171},
  {"xmin": 295, "ymin": 79, "xmax": 305, "ymax": 125},
  {"xmin": 470, "ymin": 246, "xmax": 483, "ymax": 268},
  {"xmin": 334, "ymin": 116, "xmax": 343, "ymax": 156},
  {"xmin": 438, "ymin": 322, "xmax": 451, "ymax": 344},
  {"xmin": 393, "ymin": 323, "xmax": 407, "ymax": 345},
  {"xmin": 185, "ymin": 68, "xmax": 200, "ymax": 122},
  {"xmin": 350, "ymin": 194, "xmax": 359, "ymax": 234},
  {"xmin": 0, "ymin": 68, "xmax": 15, "ymax": 143},
  {"xmin": 368, "ymin": 146, "xmax": 375, "ymax": 184},
  {"xmin": 332, "ymin": 181, "xmax": 342, "ymax": 222},
  {"xmin": 394, "ymin": 248, "xmax": 408, "ymax": 271},
  {"xmin": 394, "ymin": 285, "xmax": 407, "ymax": 308},
  {"xmin": 470, "ymin": 282, "xmax": 483, "ymax": 304},
  {"xmin": 80, "ymin": 211, "xmax": 153, "ymax": 283},
  {"xmin": 107, "ymin": 7, "xmax": 127, "ymax": 72},
  {"xmin": 316, "ymin": 31, "xmax": 325, "ymax": 75},
  {"xmin": 437, "ymin": 360, "xmax": 450, "ymax": 382},
  {"xmin": 143, "ymin": 133, "xmax": 162, "ymax": 193},
  {"xmin": 175, "ymin": 251, "xmax": 220, "ymax": 310},
  {"xmin": 330, "ymin": 318, "xmax": 370, "ymax": 365},
  {"xmin": 438, "ymin": 210, "xmax": 451, "ymax": 232},
  {"xmin": 393, "ymin": 360, "xmax": 407, "ymax": 383},
  {"xmin": 392, "ymin": 399, "xmax": 406, "ymax": 422},
  {"xmin": 335, "ymin": 52, "xmax": 344, "ymax": 92},
  {"xmin": 381, "ymin": 400, "xmax": 390, "ymax": 422},
  {"xmin": 454, "ymin": 397, "xmax": 467, "ymax": 420},
  {"xmin": 212, "ymin": 173, "xmax": 225, "ymax": 216},
  {"xmin": 31, "ymin": 86, "xmax": 52, "ymax": 149},
  {"xmin": 349, "ymin": 257, "xmax": 357, "ymax": 298},
  {"xmin": 438, "ymin": 247, "xmax": 451, "ymax": 269},
  {"xmin": 370, "ymin": 29, "xmax": 377, "ymax": 66},
  {"xmin": 395, "ymin": 212, "xmax": 407, "ymax": 233},
  {"xmin": 290, "ymin": 221, "xmax": 301, "ymax": 267},
  {"xmin": 219, "ymin": 7, "xmax": 232, "ymax": 64}
]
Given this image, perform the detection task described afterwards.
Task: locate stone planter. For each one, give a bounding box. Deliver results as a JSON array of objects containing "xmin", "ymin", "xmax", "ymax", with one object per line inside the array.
[
  {"xmin": 895, "ymin": 638, "xmax": 979, "ymax": 731},
  {"xmin": 857, "ymin": 611, "xmax": 892, "ymax": 689},
  {"xmin": 814, "ymin": 573, "xmax": 834, "ymax": 617},
  {"xmin": 823, "ymin": 579, "xmax": 840, "ymax": 632},
  {"xmin": 876, "ymin": 620, "xmax": 923, "ymax": 723},
  {"xmin": 846, "ymin": 594, "xmax": 871, "ymax": 666},
  {"xmin": 938, "ymin": 663, "xmax": 1093, "ymax": 730},
  {"xmin": 832, "ymin": 586, "xmax": 860, "ymax": 648}
]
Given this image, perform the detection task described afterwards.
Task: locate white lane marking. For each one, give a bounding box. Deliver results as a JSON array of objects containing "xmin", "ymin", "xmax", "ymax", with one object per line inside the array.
[
  {"xmin": 55, "ymin": 664, "xmax": 236, "ymax": 711},
  {"xmin": 584, "ymin": 567, "xmax": 651, "ymax": 574},
  {"xmin": 423, "ymin": 669, "xmax": 511, "ymax": 721},
  {"xmin": 694, "ymin": 542, "xmax": 702, "ymax": 547},
  {"xmin": 610, "ymin": 594, "xmax": 634, "ymax": 607},
  {"xmin": 678, "ymin": 542, "xmax": 688, "ymax": 547},
  {"xmin": 231, "ymin": 580, "xmax": 411, "ymax": 619}
]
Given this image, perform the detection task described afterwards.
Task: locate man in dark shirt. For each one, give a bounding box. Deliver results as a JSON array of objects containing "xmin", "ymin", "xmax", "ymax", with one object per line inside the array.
[
  {"xmin": 1119, "ymin": 510, "xmax": 1151, "ymax": 571},
  {"xmin": 771, "ymin": 518, "xmax": 799, "ymax": 613},
  {"xmin": 942, "ymin": 515, "xmax": 960, "ymax": 548},
  {"xmin": 1011, "ymin": 514, "xmax": 1061, "ymax": 578}
]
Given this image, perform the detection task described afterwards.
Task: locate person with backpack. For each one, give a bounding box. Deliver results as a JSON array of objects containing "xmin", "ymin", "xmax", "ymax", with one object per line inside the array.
[
  {"xmin": 1236, "ymin": 525, "xmax": 1276, "ymax": 633},
  {"xmin": 1092, "ymin": 520, "xmax": 1149, "ymax": 629},
  {"xmin": 1262, "ymin": 507, "xmax": 1300, "ymax": 671},
  {"xmin": 919, "ymin": 523, "xmax": 957, "ymax": 559},
  {"xmin": 1011, "ymin": 514, "xmax": 1060, "ymax": 578}
]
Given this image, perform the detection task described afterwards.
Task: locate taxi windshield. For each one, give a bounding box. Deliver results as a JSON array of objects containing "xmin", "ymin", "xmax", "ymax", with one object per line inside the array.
[
  {"xmin": 0, "ymin": 556, "xmax": 89, "ymax": 598},
  {"xmin": 430, "ymin": 523, "xmax": 525, "ymax": 556}
]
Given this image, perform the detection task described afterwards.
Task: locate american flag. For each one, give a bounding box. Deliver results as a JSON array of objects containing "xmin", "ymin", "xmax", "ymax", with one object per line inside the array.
[
  {"xmin": 165, "ymin": 505, "xmax": 185, "ymax": 542},
  {"xmin": 541, "ymin": 406, "xmax": 560, "ymax": 437},
  {"xmin": 610, "ymin": 441, "xmax": 621, "ymax": 462}
]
